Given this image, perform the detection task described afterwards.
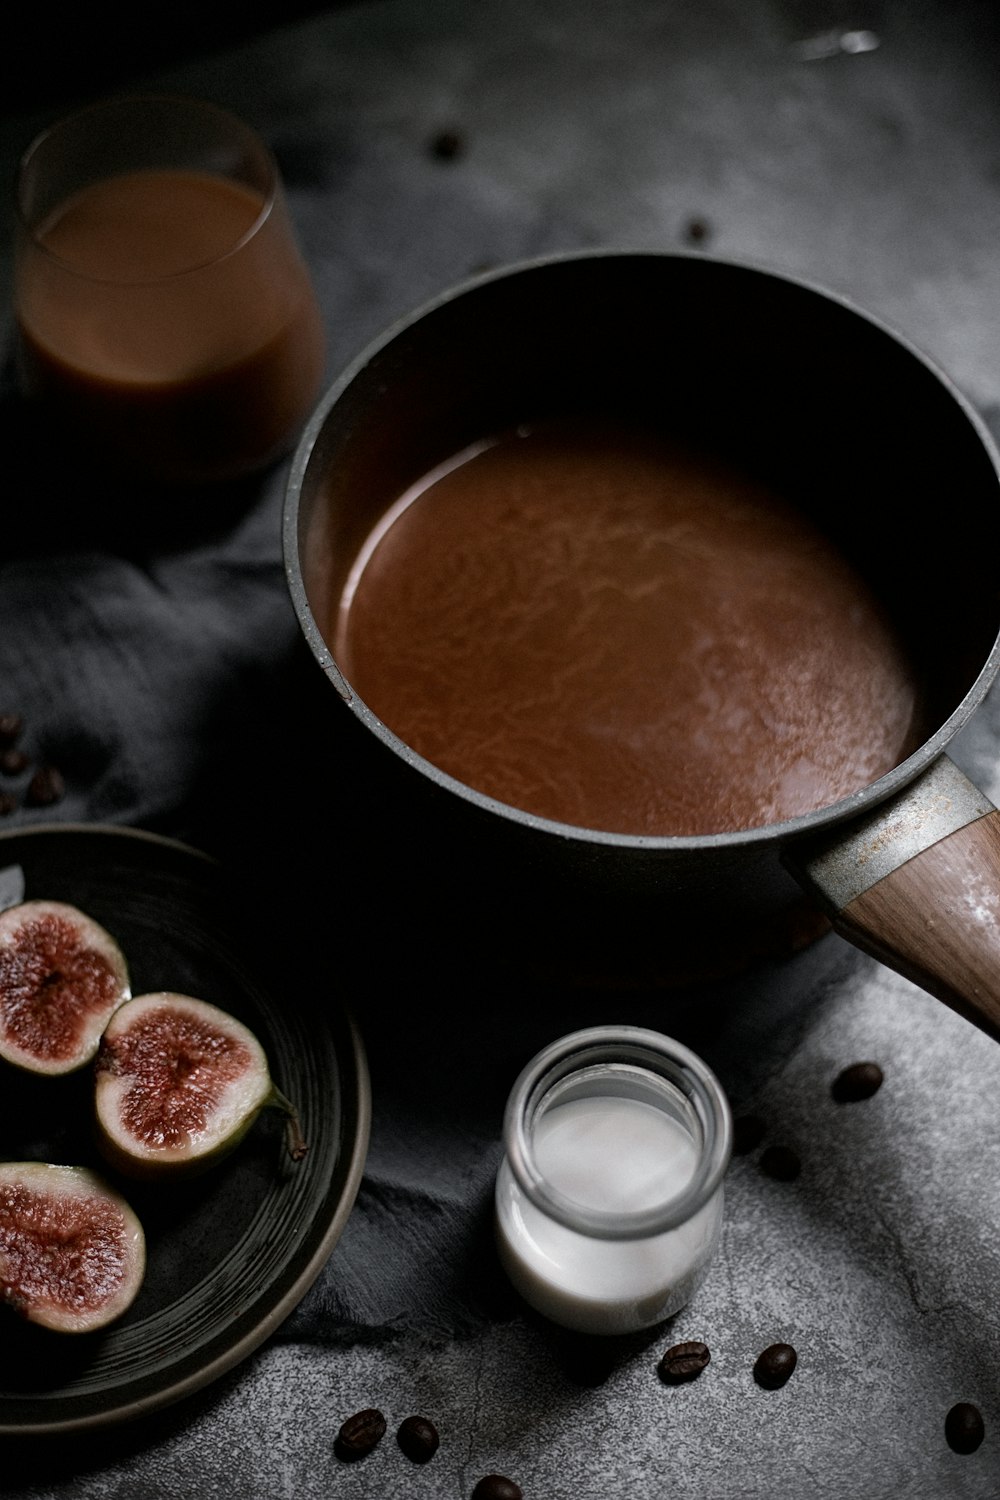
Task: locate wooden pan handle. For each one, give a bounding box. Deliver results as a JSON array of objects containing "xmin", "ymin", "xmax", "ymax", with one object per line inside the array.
[
  {"xmin": 786, "ymin": 754, "xmax": 1000, "ymax": 1043},
  {"xmin": 835, "ymin": 811, "xmax": 1000, "ymax": 1042}
]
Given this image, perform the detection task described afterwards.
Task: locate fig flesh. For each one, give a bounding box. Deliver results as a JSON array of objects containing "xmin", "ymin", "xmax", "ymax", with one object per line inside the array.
[
  {"xmin": 94, "ymin": 992, "xmax": 307, "ymax": 1178},
  {"xmin": 0, "ymin": 900, "xmax": 131, "ymax": 1075},
  {"xmin": 0, "ymin": 1162, "xmax": 145, "ymax": 1333}
]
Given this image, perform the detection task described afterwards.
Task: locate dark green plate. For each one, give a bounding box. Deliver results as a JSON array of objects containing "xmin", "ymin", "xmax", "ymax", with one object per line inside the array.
[{"xmin": 0, "ymin": 823, "xmax": 370, "ymax": 1435}]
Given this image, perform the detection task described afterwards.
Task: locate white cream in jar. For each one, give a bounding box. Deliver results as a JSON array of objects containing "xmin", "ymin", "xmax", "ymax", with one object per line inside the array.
[{"xmin": 494, "ymin": 1026, "xmax": 731, "ymax": 1336}]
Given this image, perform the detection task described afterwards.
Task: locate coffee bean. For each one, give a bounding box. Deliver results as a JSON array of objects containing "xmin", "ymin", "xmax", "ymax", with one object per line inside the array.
[
  {"xmin": 429, "ymin": 127, "xmax": 465, "ymax": 160},
  {"xmin": 760, "ymin": 1144, "xmax": 801, "ymax": 1181},
  {"xmin": 732, "ymin": 1114, "xmax": 766, "ymax": 1155},
  {"xmin": 397, "ymin": 1415, "xmax": 439, "ymax": 1463},
  {"xmin": 0, "ymin": 714, "xmax": 23, "ymax": 747},
  {"xmin": 0, "ymin": 749, "xmax": 29, "ymax": 776},
  {"xmin": 471, "ymin": 1477, "xmax": 522, "ymax": 1500},
  {"xmin": 945, "ymin": 1401, "xmax": 984, "ymax": 1454},
  {"xmin": 25, "ymin": 766, "xmax": 65, "ymax": 807},
  {"xmin": 658, "ymin": 1339, "xmax": 711, "ymax": 1384},
  {"xmin": 0, "ymin": 793, "xmax": 16, "ymax": 816},
  {"xmin": 832, "ymin": 1061, "xmax": 883, "ymax": 1103},
  {"xmin": 753, "ymin": 1342, "xmax": 797, "ymax": 1389},
  {"xmin": 335, "ymin": 1407, "xmax": 387, "ymax": 1459}
]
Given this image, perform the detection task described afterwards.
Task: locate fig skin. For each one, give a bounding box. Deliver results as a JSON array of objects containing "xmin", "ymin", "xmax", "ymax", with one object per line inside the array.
[
  {"xmin": 0, "ymin": 1162, "xmax": 146, "ymax": 1333},
  {"xmin": 94, "ymin": 993, "xmax": 307, "ymax": 1180},
  {"xmin": 0, "ymin": 900, "xmax": 131, "ymax": 1076}
]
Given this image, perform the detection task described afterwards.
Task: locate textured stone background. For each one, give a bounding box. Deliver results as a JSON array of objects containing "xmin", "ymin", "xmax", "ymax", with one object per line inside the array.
[{"xmin": 3, "ymin": 1, "xmax": 1000, "ymax": 1495}]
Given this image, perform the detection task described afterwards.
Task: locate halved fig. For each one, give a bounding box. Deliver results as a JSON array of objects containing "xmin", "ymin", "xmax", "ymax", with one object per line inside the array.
[
  {"xmin": 0, "ymin": 1162, "xmax": 145, "ymax": 1333},
  {"xmin": 0, "ymin": 900, "xmax": 131, "ymax": 1075},
  {"xmin": 94, "ymin": 993, "xmax": 307, "ymax": 1178}
]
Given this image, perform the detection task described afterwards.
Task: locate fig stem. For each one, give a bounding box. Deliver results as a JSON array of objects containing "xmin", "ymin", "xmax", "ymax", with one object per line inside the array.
[{"xmin": 269, "ymin": 1085, "xmax": 309, "ymax": 1162}]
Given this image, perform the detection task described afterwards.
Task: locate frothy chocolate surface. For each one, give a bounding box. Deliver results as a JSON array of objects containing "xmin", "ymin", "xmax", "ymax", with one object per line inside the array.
[{"xmin": 333, "ymin": 420, "xmax": 918, "ymax": 835}]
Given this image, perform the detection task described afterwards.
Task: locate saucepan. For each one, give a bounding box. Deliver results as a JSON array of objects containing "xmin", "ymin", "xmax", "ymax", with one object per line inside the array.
[{"xmin": 282, "ymin": 250, "xmax": 1000, "ymax": 1035}]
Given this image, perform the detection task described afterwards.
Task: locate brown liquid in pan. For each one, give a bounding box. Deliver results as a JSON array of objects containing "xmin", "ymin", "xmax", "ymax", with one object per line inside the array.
[{"xmin": 333, "ymin": 419, "xmax": 919, "ymax": 836}]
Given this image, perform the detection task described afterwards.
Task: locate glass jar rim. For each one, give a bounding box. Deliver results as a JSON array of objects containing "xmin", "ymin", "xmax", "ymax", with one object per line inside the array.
[
  {"xmin": 15, "ymin": 92, "xmax": 279, "ymax": 288},
  {"xmin": 502, "ymin": 1024, "xmax": 732, "ymax": 1240}
]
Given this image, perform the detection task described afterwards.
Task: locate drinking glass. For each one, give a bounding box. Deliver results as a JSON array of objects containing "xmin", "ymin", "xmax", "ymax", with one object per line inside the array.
[{"xmin": 13, "ymin": 93, "xmax": 327, "ymax": 489}]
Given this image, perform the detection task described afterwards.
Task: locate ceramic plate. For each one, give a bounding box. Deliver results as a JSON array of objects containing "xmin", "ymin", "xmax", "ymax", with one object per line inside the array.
[{"xmin": 0, "ymin": 824, "xmax": 370, "ymax": 1435}]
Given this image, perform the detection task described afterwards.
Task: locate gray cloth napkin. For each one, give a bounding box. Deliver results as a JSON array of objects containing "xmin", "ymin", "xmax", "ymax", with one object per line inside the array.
[{"xmin": 0, "ymin": 344, "xmax": 550, "ymax": 1347}]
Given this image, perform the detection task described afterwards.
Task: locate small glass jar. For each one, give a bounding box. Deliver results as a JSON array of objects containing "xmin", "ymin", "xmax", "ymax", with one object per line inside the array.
[{"xmin": 494, "ymin": 1025, "xmax": 732, "ymax": 1336}]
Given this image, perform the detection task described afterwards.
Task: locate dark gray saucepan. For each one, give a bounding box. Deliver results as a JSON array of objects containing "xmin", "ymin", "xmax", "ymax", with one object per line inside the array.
[{"xmin": 283, "ymin": 250, "xmax": 1000, "ymax": 1033}]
